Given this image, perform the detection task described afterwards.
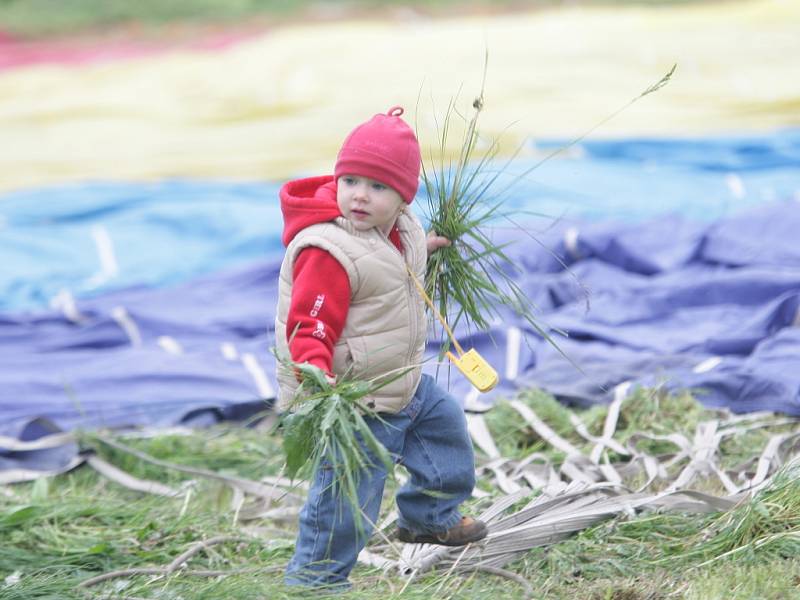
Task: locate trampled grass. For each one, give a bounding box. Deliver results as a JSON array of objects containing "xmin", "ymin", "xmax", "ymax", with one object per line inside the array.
[{"xmin": 2, "ymin": 388, "xmax": 799, "ymax": 599}]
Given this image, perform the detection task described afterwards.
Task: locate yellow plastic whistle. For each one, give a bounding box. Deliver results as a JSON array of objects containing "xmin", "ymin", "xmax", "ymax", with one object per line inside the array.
[
  {"xmin": 446, "ymin": 348, "xmax": 499, "ymax": 392},
  {"xmin": 405, "ymin": 264, "xmax": 500, "ymax": 393}
]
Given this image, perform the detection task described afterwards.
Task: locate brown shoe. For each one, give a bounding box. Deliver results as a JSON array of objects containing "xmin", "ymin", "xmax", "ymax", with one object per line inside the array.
[{"xmin": 396, "ymin": 517, "xmax": 487, "ymax": 546}]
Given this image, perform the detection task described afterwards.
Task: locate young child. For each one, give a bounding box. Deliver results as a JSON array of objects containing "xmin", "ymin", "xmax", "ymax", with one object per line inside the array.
[{"xmin": 274, "ymin": 106, "xmax": 487, "ymax": 589}]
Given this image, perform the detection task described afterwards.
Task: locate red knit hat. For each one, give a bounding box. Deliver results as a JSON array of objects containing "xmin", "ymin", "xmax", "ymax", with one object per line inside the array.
[{"xmin": 334, "ymin": 106, "xmax": 421, "ymax": 204}]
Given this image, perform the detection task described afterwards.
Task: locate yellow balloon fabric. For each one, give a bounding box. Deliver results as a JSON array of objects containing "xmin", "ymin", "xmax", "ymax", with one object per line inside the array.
[{"xmin": 0, "ymin": 0, "xmax": 798, "ymax": 192}]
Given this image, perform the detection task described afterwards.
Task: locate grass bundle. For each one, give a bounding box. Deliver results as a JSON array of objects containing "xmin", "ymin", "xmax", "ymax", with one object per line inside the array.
[
  {"xmin": 420, "ymin": 83, "xmax": 552, "ymax": 343},
  {"xmin": 419, "ymin": 61, "xmax": 676, "ymax": 354},
  {"xmin": 278, "ymin": 362, "xmax": 396, "ymax": 538}
]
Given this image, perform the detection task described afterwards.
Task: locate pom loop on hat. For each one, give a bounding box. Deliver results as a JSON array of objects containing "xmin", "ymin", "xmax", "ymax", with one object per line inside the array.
[{"xmin": 387, "ymin": 106, "xmax": 404, "ymax": 117}]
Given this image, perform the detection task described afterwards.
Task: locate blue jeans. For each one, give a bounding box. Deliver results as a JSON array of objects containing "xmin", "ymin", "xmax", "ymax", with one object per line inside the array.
[{"xmin": 284, "ymin": 374, "xmax": 476, "ymax": 588}]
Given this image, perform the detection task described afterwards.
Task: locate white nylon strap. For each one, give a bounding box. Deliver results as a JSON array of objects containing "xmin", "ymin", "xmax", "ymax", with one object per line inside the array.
[{"xmin": 242, "ymin": 352, "xmax": 275, "ymax": 398}]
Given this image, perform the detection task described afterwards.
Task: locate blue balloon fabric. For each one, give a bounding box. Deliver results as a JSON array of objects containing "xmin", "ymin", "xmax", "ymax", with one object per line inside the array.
[
  {"xmin": 2, "ymin": 130, "xmax": 799, "ymax": 475},
  {"xmin": 1, "ymin": 129, "xmax": 798, "ymax": 312}
]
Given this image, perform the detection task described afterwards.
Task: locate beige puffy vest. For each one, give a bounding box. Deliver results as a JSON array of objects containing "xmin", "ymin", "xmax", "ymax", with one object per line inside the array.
[{"xmin": 274, "ymin": 208, "xmax": 428, "ymax": 414}]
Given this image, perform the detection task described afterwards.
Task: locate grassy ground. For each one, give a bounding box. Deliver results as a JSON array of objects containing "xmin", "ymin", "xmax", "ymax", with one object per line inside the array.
[
  {"xmin": 0, "ymin": 0, "xmax": 717, "ymax": 37},
  {"xmin": 2, "ymin": 389, "xmax": 799, "ymax": 599}
]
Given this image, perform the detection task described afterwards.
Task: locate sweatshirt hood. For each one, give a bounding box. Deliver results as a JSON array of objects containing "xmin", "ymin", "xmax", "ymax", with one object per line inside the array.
[{"xmin": 279, "ymin": 175, "xmax": 341, "ymax": 246}]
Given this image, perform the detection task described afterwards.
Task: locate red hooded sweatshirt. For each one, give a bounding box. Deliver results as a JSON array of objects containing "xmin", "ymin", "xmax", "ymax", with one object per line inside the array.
[{"xmin": 279, "ymin": 175, "xmax": 404, "ymax": 375}]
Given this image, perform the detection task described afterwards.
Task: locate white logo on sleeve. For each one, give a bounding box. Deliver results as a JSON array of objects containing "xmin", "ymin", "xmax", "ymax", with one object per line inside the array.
[
  {"xmin": 310, "ymin": 294, "xmax": 325, "ymax": 317},
  {"xmin": 312, "ymin": 321, "xmax": 326, "ymax": 339}
]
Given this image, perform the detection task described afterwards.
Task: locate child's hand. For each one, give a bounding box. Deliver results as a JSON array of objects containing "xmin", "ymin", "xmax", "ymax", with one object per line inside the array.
[
  {"xmin": 426, "ymin": 231, "xmax": 451, "ymax": 257},
  {"xmin": 293, "ymin": 365, "xmax": 336, "ymax": 387}
]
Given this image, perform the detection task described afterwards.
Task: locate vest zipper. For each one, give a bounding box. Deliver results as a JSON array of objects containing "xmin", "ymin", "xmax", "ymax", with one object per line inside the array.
[{"xmin": 375, "ymin": 224, "xmax": 420, "ymax": 371}]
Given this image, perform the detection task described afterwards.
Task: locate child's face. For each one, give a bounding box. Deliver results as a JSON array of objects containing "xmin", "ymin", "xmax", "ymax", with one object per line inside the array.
[{"xmin": 337, "ymin": 175, "xmax": 406, "ymax": 235}]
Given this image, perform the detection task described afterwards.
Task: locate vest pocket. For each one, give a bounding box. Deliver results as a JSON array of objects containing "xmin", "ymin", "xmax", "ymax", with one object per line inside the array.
[
  {"xmin": 343, "ymin": 335, "xmax": 370, "ymax": 377},
  {"xmin": 332, "ymin": 338, "xmax": 358, "ymax": 378}
]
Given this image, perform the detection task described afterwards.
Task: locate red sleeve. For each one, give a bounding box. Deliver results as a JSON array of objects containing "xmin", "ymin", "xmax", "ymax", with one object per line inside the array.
[{"xmin": 286, "ymin": 247, "xmax": 351, "ymax": 375}]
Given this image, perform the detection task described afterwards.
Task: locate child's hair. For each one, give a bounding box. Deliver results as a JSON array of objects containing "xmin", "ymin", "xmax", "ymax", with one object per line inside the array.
[{"xmin": 334, "ymin": 106, "xmax": 421, "ymax": 203}]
